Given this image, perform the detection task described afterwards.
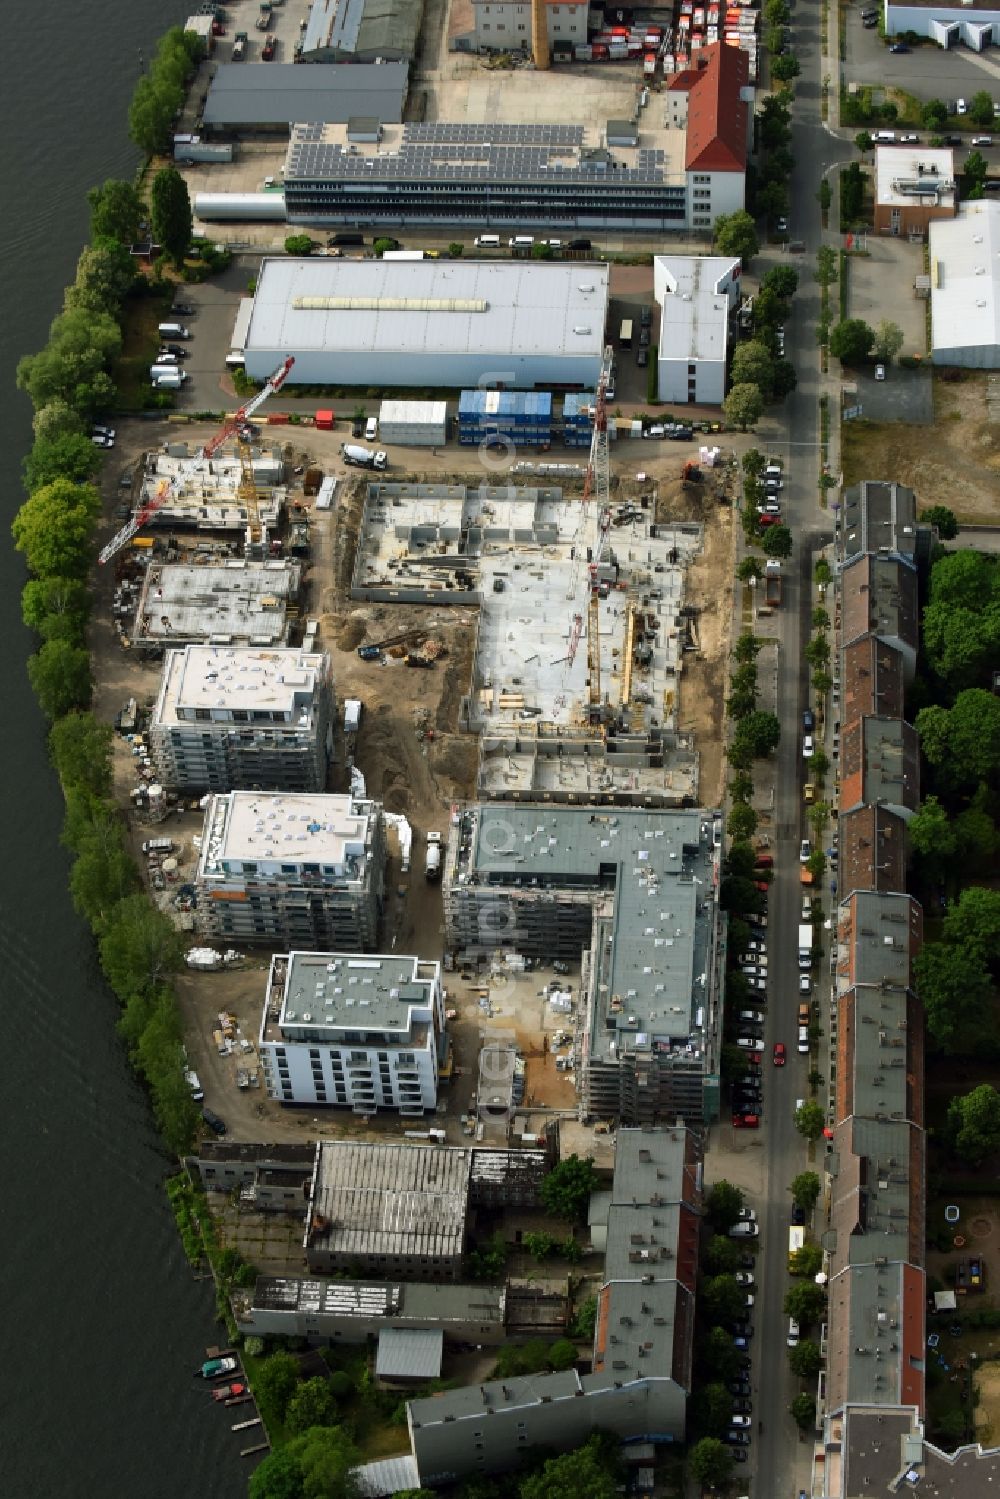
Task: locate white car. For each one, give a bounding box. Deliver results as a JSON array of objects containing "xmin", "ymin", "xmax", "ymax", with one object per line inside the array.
[
  {"xmin": 799, "ymin": 839, "xmax": 811, "ymax": 863},
  {"xmin": 738, "ymin": 1206, "xmax": 757, "ymax": 1222},
  {"xmin": 737, "ymin": 1037, "xmax": 766, "ymax": 1052},
  {"xmin": 738, "ymin": 1010, "xmax": 765, "ymax": 1025},
  {"xmin": 957, "ymin": 97, "xmax": 967, "ymax": 115},
  {"xmin": 799, "ymin": 975, "xmax": 812, "ymax": 994},
  {"xmin": 729, "ymin": 1220, "xmax": 759, "ymax": 1238},
  {"xmin": 802, "ymin": 734, "xmax": 815, "ymax": 758},
  {"xmin": 801, "ymin": 897, "xmax": 812, "ymax": 920},
  {"xmin": 731, "ymin": 1414, "xmax": 753, "ymax": 1428},
  {"xmin": 744, "ymin": 1292, "xmax": 755, "ymax": 1308},
  {"xmin": 875, "ymin": 363, "xmax": 886, "ymax": 381},
  {"xmin": 735, "ymin": 1272, "xmax": 755, "ymax": 1287},
  {"xmin": 798, "ymin": 1025, "xmax": 810, "ymax": 1054}
]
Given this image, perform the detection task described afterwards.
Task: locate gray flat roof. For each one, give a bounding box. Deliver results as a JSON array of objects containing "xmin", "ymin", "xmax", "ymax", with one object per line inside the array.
[
  {"xmin": 132, "ymin": 560, "xmax": 301, "ymax": 648},
  {"xmin": 152, "ymin": 645, "xmax": 327, "ymax": 725},
  {"xmin": 246, "ymin": 257, "xmax": 609, "ymax": 363},
  {"xmin": 302, "ymin": 0, "xmax": 424, "ymax": 59},
  {"xmin": 203, "ymin": 62, "xmax": 408, "ymax": 127},
  {"xmin": 269, "ymin": 950, "xmax": 438, "ymax": 1037},
  {"xmin": 250, "ymin": 1273, "xmax": 504, "ymax": 1325},
  {"xmin": 308, "ymin": 1141, "xmax": 471, "ymax": 1261},
  {"xmin": 376, "ymin": 1327, "xmax": 443, "ymax": 1379},
  {"xmin": 454, "ymin": 805, "xmax": 719, "ymax": 1066}
]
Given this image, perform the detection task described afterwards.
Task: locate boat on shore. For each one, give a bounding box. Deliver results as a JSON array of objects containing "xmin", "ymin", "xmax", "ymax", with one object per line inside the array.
[{"xmin": 197, "ymin": 1355, "xmax": 238, "ymax": 1380}]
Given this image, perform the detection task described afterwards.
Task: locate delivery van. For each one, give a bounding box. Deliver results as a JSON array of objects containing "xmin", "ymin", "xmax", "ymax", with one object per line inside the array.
[
  {"xmin": 475, "ymin": 234, "xmax": 501, "ymax": 248},
  {"xmin": 158, "ymin": 322, "xmax": 191, "ymax": 339}
]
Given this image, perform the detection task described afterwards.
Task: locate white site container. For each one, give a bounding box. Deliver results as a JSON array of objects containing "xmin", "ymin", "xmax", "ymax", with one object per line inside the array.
[{"xmin": 377, "ymin": 399, "xmax": 448, "ymax": 448}]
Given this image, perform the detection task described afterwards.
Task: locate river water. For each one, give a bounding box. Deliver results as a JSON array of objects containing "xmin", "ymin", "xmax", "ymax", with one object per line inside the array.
[{"xmin": 1, "ymin": 7, "xmax": 245, "ymax": 1495}]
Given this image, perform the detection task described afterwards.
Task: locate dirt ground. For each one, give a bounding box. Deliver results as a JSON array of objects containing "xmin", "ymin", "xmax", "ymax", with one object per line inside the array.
[{"xmin": 841, "ymin": 373, "xmax": 1000, "ymax": 524}]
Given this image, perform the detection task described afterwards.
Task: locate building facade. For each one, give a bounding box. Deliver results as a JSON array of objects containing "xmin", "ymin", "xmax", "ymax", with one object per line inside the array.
[
  {"xmin": 195, "ymin": 790, "xmax": 385, "ymax": 949},
  {"xmin": 873, "ymin": 146, "xmax": 955, "ymax": 238},
  {"xmin": 667, "ymin": 43, "xmax": 752, "ymax": 230},
  {"xmin": 467, "ymin": 0, "xmax": 589, "ymax": 51},
  {"xmin": 149, "ymin": 645, "xmax": 334, "ymax": 793},
  {"xmin": 258, "ymin": 950, "xmax": 444, "ymax": 1115},
  {"xmin": 654, "ymin": 253, "xmax": 741, "ymax": 405}
]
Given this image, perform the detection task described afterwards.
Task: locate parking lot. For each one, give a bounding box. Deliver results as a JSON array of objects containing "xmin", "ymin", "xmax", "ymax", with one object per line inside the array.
[{"xmin": 845, "ymin": 8, "xmax": 1000, "ymax": 117}]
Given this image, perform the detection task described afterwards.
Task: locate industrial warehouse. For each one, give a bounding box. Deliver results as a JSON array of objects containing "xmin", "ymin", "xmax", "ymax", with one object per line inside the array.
[{"xmin": 242, "ymin": 257, "xmax": 610, "ymax": 389}]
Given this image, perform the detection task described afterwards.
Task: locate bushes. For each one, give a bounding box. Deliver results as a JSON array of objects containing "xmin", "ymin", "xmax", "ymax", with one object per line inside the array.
[{"xmin": 128, "ymin": 27, "xmax": 204, "ymax": 156}]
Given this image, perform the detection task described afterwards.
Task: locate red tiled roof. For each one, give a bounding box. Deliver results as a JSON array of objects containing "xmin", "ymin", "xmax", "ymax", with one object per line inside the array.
[{"xmin": 682, "ymin": 41, "xmax": 749, "ymax": 173}]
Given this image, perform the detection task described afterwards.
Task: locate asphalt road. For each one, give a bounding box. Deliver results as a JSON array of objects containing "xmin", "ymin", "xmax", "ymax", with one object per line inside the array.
[{"xmin": 743, "ymin": 7, "xmax": 852, "ymax": 1494}]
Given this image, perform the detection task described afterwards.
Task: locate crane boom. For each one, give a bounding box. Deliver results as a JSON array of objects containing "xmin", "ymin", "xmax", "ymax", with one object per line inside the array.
[
  {"xmin": 98, "ymin": 477, "xmax": 177, "ymax": 566},
  {"xmin": 201, "ymin": 356, "xmax": 296, "ymax": 460}
]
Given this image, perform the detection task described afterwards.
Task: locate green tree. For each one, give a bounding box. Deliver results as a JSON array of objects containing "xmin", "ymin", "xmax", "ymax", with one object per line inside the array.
[
  {"xmin": 49, "ymin": 711, "xmax": 113, "ymax": 796},
  {"xmin": 248, "ymin": 1444, "xmax": 305, "ymax": 1499},
  {"xmin": 731, "ymin": 340, "xmax": 775, "ymax": 398},
  {"xmin": 795, "ymin": 1099, "xmax": 825, "ymax": 1140},
  {"xmin": 252, "ymin": 1350, "xmax": 301, "ymax": 1426},
  {"xmin": 703, "ymin": 1235, "xmax": 741, "ymax": 1276},
  {"xmin": 872, "ymin": 319, "xmax": 904, "ymax": 363},
  {"xmin": 771, "ymin": 52, "xmax": 800, "ymax": 82},
  {"xmin": 791, "ymin": 1392, "xmax": 817, "ymax": 1430},
  {"xmin": 806, "ymin": 850, "xmax": 826, "ymax": 882},
  {"xmin": 758, "ymin": 178, "xmax": 790, "ymax": 221},
  {"xmin": 724, "ymin": 382, "xmax": 765, "ymax": 431},
  {"xmin": 948, "ymin": 1084, "xmax": 1000, "ymax": 1164},
  {"xmin": 572, "ymin": 1294, "xmax": 597, "ymax": 1339},
  {"xmin": 922, "ymin": 99, "xmax": 949, "ymax": 130},
  {"xmin": 688, "ymin": 1436, "xmax": 734, "ymax": 1489},
  {"xmin": 907, "ymin": 795, "xmax": 957, "ymax": 879},
  {"xmin": 713, "ymin": 210, "xmax": 760, "ymax": 262},
  {"xmin": 829, "ymin": 318, "xmax": 875, "ymax": 364},
  {"xmin": 16, "ymin": 306, "xmax": 121, "ymax": 415},
  {"xmin": 540, "ymin": 1154, "xmax": 598, "ymax": 1220},
  {"xmin": 855, "ymin": 130, "xmax": 873, "ymax": 153},
  {"xmin": 735, "ymin": 710, "xmax": 781, "ymax": 759},
  {"xmin": 762, "ymin": 266, "xmax": 799, "ymax": 300},
  {"xmin": 707, "ymin": 1179, "xmax": 745, "ymax": 1231},
  {"xmin": 703, "ymin": 1275, "xmax": 747, "ymax": 1326},
  {"xmin": 727, "ymin": 803, "xmax": 757, "ymax": 841},
  {"xmin": 789, "ymin": 1243, "xmax": 824, "ymax": 1278},
  {"xmin": 98, "ymin": 892, "xmax": 185, "ymax": 1004},
  {"xmin": 150, "ymin": 167, "xmax": 193, "ymax": 267},
  {"xmin": 924, "ymin": 550, "xmax": 1000, "ymax": 688},
  {"xmin": 789, "ymin": 1339, "xmax": 822, "ymax": 1377},
  {"xmin": 917, "ymin": 692, "xmax": 1000, "ymax": 787},
  {"xmin": 251, "ymin": 1425, "xmax": 359, "ymax": 1499},
  {"xmin": 742, "ymin": 448, "xmax": 766, "ymax": 477},
  {"xmin": 21, "ymin": 576, "xmax": 91, "ymax": 642},
  {"xmin": 547, "ymin": 1337, "xmax": 579, "ymax": 1371},
  {"xmin": 520, "ymin": 1436, "xmax": 618, "ymax": 1499},
  {"xmin": 762, "ymin": 524, "xmax": 793, "ymax": 559},
  {"xmin": 27, "ymin": 638, "xmax": 91, "ymax": 719},
  {"xmin": 771, "ymin": 358, "xmax": 798, "ymax": 400},
  {"xmin": 954, "ymin": 802, "xmax": 999, "ymax": 873},
  {"xmin": 737, "ymin": 556, "xmax": 763, "ymax": 583},
  {"xmin": 12, "ymin": 478, "xmax": 101, "ymax": 579},
  {"xmin": 784, "ymin": 1282, "xmax": 827, "ymax": 1327},
  {"xmin": 523, "ymin": 1230, "xmax": 558, "ymax": 1260},
  {"xmin": 791, "ymin": 1171, "xmax": 821, "ymax": 1210},
  {"xmin": 920, "ymin": 504, "xmax": 958, "ymax": 540},
  {"xmin": 23, "ymin": 431, "xmax": 102, "ymax": 492},
  {"xmin": 969, "ymin": 90, "xmax": 995, "ymax": 128},
  {"xmin": 285, "ymin": 234, "xmax": 315, "ymax": 256},
  {"xmin": 88, "ymin": 179, "xmax": 147, "ymax": 244},
  {"xmin": 818, "ymin": 178, "xmax": 832, "ymax": 215},
  {"xmin": 69, "ymin": 822, "xmax": 138, "ymax": 933},
  {"xmin": 32, "ymin": 398, "xmax": 87, "ymax": 444},
  {"xmin": 696, "ymin": 1380, "xmax": 739, "ymax": 1437},
  {"xmin": 65, "ymin": 241, "xmax": 139, "ymax": 315},
  {"xmin": 286, "ymin": 1377, "xmax": 339, "ymax": 1436},
  {"xmin": 943, "ymin": 886, "xmax": 1000, "ymax": 968},
  {"xmin": 915, "ymin": 941, "xmax": 993, "ymax": 1052},
  {"xmin": 734, "ymin": 630, "xmax": 762, "ymax": 663},
  {"xmin": 730, "ymin": 771, "xmax": 755, "ymax": 804}
]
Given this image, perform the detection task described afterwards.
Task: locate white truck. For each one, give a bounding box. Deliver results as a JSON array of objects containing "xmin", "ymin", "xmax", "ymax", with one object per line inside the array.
[
  {"xmin": 798, "ymin": 923, "xmax": 812, "ymax": 970},
  {"xmin": 425, "ymin": 830, "xmax": 442, "ymax": 881},
  {"xmin": 341, "ymin": 442, "xmax": 387, "ymax": 470}
]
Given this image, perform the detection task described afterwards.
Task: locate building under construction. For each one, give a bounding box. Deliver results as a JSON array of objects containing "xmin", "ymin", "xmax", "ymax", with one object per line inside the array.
[{"xmin": 127, "ymin": 558, "xmax": 303, "ymax": 651}]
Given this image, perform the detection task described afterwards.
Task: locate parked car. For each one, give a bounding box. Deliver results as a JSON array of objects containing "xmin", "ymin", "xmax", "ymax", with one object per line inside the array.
[
  {"xmin": 972, "ymin": 135, "xmax": 994, "ymax": 147},
  {"xmin": 172, "ymin": 301, "xmax": 195, "ymax": 316},
  {"xmin": 957, "ymin": 98, "xmax": 968, "ymax": 115},
  {"xmin": 889, "ymin": 42, "xmax": 911, "ymax": 53},
  {"xmin": 738, "ymin": 1010, "xmax": 765, "ymax": 1025},
  {"xmin": 637, "ymin": 347, "xmax": 648, "ymax": 367},
  {"xmin": 803, "ymin": 733, "xmax": 815, "ymax": 758},
  {"xmin": 803, "ymin": 708, "xmax": 815, "ymax": 732},
  {"xmin": 732, "ymin": 1113, "xmax": 760, "ymax": 1129},
  {"xmin": 728, "ymin": 1379, "xmax": 751, "ymax": 1397},
  {"xmin": 900, "ymin": 132, "xmax": 919, "ymax": 142},
  {"xmin": 875, "ymin": 363, "xmax": 886, "ymax": 381},
  {"xmin": 735, "ymin": 1272, "xmax": 755, "ymax": 1288},
  {"xmin": 737, "ymin": 1037, "xmax": 765, "ymax": 1052},
  {"xmin": 792, "ymin": 1205, "xmax": 806, "ymax": 1226},
  {"xmin": 731, "ymin": 1414, "xmax": 753, "ymax": 1428},
  {"xmin": 776, "ymin": 216, "xmax": 788, "ymax": 233},
  {"xmin": 733, "ymin": 1397, "xmax": 753, "ymax": 1414},
  {"xmin": 738, "ymin": 1207, "xmax": 757, "ymax": 1223},
  {"xmin": 201, "ymin": 1107, "xmax": 227, "ymax": 1135},
  {"xmin": 728, "ymin": 1220, "xmax": 759, "ymax": 1238},
  {"xmin": 773, "ymin": 1042, "xmax": 787, "ymax": 1067},
  {"xmin": 799, "ymin": 839, "xmax": 811, "ymax": 863},
  {"xmin": 725, "ymin": 1428, "xmax": 751, "ymax": 1444},
  {"xmin": 799, "ymin": 974, "xmax": 812, "ymax": 994}
]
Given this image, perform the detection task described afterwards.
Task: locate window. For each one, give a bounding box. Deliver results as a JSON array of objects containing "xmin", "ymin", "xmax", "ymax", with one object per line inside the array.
[{"xmin": 232, "ymin": 710, "xmax": 248, "ymax": 722}]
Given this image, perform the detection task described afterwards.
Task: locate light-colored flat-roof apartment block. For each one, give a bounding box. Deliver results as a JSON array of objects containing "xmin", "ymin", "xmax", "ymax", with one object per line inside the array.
[
  {"xmin": 654, "ymin": 254, "xmax": 741, "ymax": 405},
  {"xmin": 129, "ymin": 559, "xmax": 302, "ymax": 651},
  {"xmin": 408, "ymin": 1127, "xmax": 701, "ymax": 1486},
  {"xmin": 243, "ymin": 259, "xmax": 609, "ymax": 391},
  {"xmin": 149, "ymin": 645, "xmax": 334, "ymax": 793},
  {"xmin": 258, "ymin": 951, "xmax": 444, "ymax": 1115},
  {"xmin": 304, "ymin": 1140, "xmax": 471, "ymax": 1279},
  {"xmin": 196, "ymin": 791, "xmax": 385, "ymax": 949},
  {"xmin": 444, "ymin": 805, "xmax": 723, "ymax": 1125}
]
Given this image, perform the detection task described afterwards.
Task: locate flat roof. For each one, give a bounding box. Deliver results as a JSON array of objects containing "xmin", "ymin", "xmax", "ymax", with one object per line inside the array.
[
  {"xmin": 132, "ymin": 560, "xmax": 301, "ymax": 648},
  {"xmin": 838, "ymin": 892, "xmax": 922, "ymax": 991},
  {"xmin": 152, "ymin": 645, "xmax": 327, "ymax": 725},
  {"xmin": 249, "ymin": 1273, "xmax": 504, "ymax": 1326},
  {"xmin": 930, "ymin": 201, "xmax": 1000, "ymax": 354},
  {"xmin": 139, "ymin": 445, "xmax": 286, "ymax": 531},
  {"xmin": 376, "ymin": 1327, "xmax": 443, "ymax": 1379},
  {"xmin": 200, "ymin": 791, "xmax": 376, "ymax": 873},
  {"xmin": 302, "ymin": 0, "xmax": 425, "ymax": 58},
  {"xmin": 263, "ymin": 950, "xmax": 438, "ymax": 1041},
  {"xmin": 246, "ymin": 258, "xmax": 609, "ymax": 364},
  {"xmin": 827, "ymin": 1260, "xmax": 924, "ymax": 1409},
  {"xmin": 284, "ymin": 118, "xmax": 687, "ymax": 189},
  {"xmin": 452, "ymin": 805, "xmax": 719, "ymax": 1066},
  {"xmin": 654, "ymin": 254, "xmax": 740, "ymax": 364},
  {"xmin": 875, "ymin": 146, "xmax": 955, "ymax": 209},
  {"xmin": 307, "ymin": 1141, "xmax": 471, "ymax": 1261},
  {"xmin": 203, "ymin": 62, "xmax": 408, "ymax": 127},
  {"xmin": 829, "ymin": 1115, "xmax": 923, "ymax": 1276}
]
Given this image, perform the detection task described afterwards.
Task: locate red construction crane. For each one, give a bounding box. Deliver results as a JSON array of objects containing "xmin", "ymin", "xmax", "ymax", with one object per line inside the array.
[{"xmin": 201, "ymin": 356, "xmax": 296, "ymax": 460}]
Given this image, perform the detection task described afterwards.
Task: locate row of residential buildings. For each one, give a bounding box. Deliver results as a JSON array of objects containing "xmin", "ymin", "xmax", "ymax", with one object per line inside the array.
[{"xmin": 815, "ymin": 481, "xmax": 1000, "ymax": 1493}]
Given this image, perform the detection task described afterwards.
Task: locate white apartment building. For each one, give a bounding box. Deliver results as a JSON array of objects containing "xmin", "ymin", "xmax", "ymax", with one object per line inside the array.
[
  {"xmin": 469, "ymin": 0, "xmax": 589, "ymax": 51},
  {"xmin": 149, "ymin": 645, "xmax": 335, "ymax": 793},
  {"xmin": 654, "ymin": 254, "xmax": 742, "ymax": 405},
  {"xmin": 195, "ymin": 790, "xmax": 385, "ymax": 949},
  {"xmin": 259, "ymin": 951, "xmax": 444, "ymax": 1115}
]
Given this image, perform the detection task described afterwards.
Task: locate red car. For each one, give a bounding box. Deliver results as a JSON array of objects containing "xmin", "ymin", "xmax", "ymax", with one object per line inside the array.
[
  {"xmin": 733, "ymin": 1113, "xmax": 759, "ymax": 1129},
  {"xmin": 758, "ymin": 513, "xmax": 781, "ymax": 527},
  {"xmin": 773, "ymin": 1042, "xmax": 786, "ymax": 1067}
]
